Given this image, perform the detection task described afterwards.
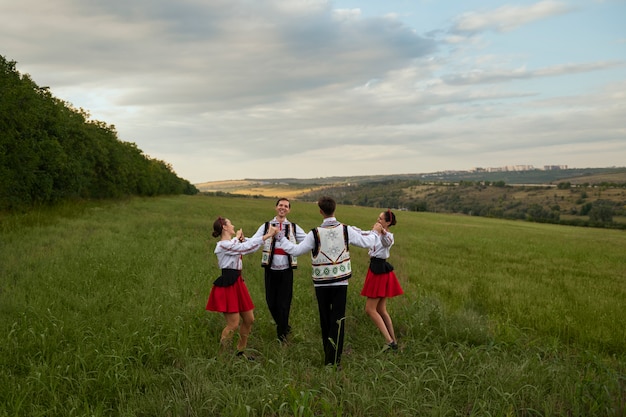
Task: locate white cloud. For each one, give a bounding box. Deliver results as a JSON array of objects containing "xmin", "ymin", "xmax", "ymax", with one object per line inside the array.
[
  {"xmin": 1, "ymin": 0, "xmax": 624, "ymax": 182},
  {"xmin": 452, "ymin": 0, "xmax": 572, "ymax": 34},
  {"xmin": 443, "ymin": 61, "xmax": 625, "ymax": 85}
]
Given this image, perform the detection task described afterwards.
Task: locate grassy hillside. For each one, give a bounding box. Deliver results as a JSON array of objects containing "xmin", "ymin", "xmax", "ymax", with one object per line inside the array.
[
  {"xmin": 197, "ymin": 168, "xmax": 626, "ymax": 228},
  {"xmin": 1, "ymin": 195, "xmax": 624, "ymax": 416},
  {"xmin": 196, "ymin": 167, "xmax": 626, "ymax": 193}
]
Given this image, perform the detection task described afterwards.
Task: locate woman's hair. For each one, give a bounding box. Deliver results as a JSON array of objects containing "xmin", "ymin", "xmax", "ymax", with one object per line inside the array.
[
  {"xmin": 212, "ymin": 217, "xmax": 225, "ymax": 237},
  {"xmin": 384, "ymin": 209, "xmax": 397, "ymax": 226}
]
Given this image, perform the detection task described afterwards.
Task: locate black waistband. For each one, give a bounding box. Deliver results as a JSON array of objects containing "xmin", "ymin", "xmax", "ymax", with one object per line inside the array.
[
  {"xmin": 369, "ymin": 257, "xmax": 394, "ymax": 274},
  {"xmin": 213, "ymin": 269, "xmax": 241, "ymax": 287}
]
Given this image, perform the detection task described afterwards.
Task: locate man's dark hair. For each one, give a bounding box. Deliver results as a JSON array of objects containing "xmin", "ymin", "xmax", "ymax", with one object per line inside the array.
[
  {"xmin": 276, "ymin": 198, "xmax": 290, "ymax": 207},
  {"xmin": 317, "ymin": 196, "xmax": 336, "ymax": 216}
]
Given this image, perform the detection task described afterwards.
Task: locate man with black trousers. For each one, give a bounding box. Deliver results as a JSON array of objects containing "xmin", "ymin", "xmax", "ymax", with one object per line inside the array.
[
  {"xmin": 252, "ymin": 198, "xmax": 307, "ymax": 342},
  {"xmin": 278, "ymin": 196, "xmax": 379, "ymax": 366}
]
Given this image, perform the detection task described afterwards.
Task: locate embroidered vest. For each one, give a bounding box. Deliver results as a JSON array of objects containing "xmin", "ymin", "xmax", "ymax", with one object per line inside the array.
[
  {"xmin": 311, "ymin": 224, "xmax": 351, "ymax": 284},
  {"xmin": 261, "ymin": 222, "xmax": 298, "ymax": 268}
]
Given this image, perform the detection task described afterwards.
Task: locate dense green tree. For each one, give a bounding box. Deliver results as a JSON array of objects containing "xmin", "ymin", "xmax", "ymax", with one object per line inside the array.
[
  {"xmin": 0, "ymin": 55, "xmax": 197, "ymax": 211},
  {"xmin": 588, "ymin": 200, "xmax": 614, "ymax": 224}
]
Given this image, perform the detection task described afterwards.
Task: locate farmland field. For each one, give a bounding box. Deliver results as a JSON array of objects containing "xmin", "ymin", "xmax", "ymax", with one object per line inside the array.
[{"xmin": 1, "ymin": 195, "xmax": 624, "ymax": 416}]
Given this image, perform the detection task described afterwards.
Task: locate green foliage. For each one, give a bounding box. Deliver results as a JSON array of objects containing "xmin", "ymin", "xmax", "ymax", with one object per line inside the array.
[
  {"xmin": 526, "ymin": 203, "xmax": 560, "ymax": 223},
  {"xmin": 297, "ymin": 172, "xmax": 626, "ymax": 229},
  {"xmin": 0, "ymin": 55, "xmax": 197, "ymax": 212},
  {"xmin": 588, "ymin": 200, "xmax": 615, "ymax": 224},
  {"xmin": 1, "ymin": 196, "xmax": 625, "ymax": 416}
]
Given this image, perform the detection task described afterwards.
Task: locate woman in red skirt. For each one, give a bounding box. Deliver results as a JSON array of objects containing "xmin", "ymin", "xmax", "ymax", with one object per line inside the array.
[
  {"xmin": 361, "ymin": 209, "xmax": 403, "ymax": 351},
  {"xmin": 207, "ymin": 216, "xmax": 277, "ymax": 358}
]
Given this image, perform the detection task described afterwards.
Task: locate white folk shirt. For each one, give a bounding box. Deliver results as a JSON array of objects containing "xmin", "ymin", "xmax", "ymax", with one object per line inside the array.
[
  {"xmin": 368, "ymin": 230, "xmax": 394, "ymax": 259},
  {"xmin": 252, "ymin": 218, "xmax": 307, "ymax": 270},
  {"xmin": 214, "ymin": 237, "xmax": 264, "ymax": 270}
]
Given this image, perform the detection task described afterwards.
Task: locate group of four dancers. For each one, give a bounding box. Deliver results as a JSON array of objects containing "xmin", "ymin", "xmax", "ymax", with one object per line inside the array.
[{"xmin": 206, "ymin": 196, "xmax": 403, "ymax": 366}]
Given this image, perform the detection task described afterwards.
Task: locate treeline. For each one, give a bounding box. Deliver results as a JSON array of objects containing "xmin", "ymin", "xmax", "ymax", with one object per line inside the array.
[
  {"xmin": 0, "ymin": 56, "xmax": 197, "ymax": 211},
  {"xmin": 299, "ymin": 179, "xmax": 626, "ymax": 229}
]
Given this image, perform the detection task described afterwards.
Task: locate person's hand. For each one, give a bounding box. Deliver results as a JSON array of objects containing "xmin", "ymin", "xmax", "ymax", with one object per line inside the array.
[
  {"xmin": 236, "ymin": 229, "xmax": 244, "ymax": 241},
  {"xmin": 374, "ymin": 222, "xmax": 387, "ymax": 234},
  {"xmin": 264, "ymin": 225, "xmax": 278, "ymax": 240}
]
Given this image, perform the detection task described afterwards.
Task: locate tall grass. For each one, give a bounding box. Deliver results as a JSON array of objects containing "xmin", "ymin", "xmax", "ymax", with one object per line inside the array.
[{"xmin": 1, "ymin": 195, "xmax": 624, "ymax": 416}]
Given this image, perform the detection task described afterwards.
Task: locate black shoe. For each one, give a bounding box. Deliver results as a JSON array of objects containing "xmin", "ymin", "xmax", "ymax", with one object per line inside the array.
[
  {"xmin": 325, "ymin": 362, "xmax": 342, "ymax": 371},
  {"xmin": 380, "ymin": 341, "xmax": 398, "ymax": 353},
  {"xmin": 236, "ymin": 351, "xmax": 255, "ymax": 361}
]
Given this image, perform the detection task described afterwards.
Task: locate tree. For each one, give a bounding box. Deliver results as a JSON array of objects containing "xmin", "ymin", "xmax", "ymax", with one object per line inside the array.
[
  {"xmin": 0, "ymin": 54, "xmax": 198, "ymax": 211},
  {"xmin": 588, "ymin": 200, "xmax": 614, "ymax": 224}
]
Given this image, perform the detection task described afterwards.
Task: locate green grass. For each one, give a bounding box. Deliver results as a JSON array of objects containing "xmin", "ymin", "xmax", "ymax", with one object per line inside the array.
[{"xmin": 1, "ymin": 195, "xmax": 625, "ymax": 416}]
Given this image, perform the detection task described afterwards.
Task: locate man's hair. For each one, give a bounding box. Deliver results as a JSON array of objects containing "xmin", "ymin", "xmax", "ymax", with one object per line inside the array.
[
  {"xmin": 317, "ymin": 196, "xmax": 336, "ymax": 216},
  {"xmin": 276, "ymin": 197, "xmax": 290, "ymax": 208}
]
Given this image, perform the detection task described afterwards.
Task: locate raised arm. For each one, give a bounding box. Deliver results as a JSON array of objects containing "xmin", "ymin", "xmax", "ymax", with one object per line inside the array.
[
  {"xmin": 347, "ymin": 225, "xmax": 377, "ymax": 249},
  {"xmin": 218, "ymin": 225, "xmax": 277, "ymax": 255},
  {"xmin": 279, "ymin": 230, "xmax": 315, "ymax": 256}
]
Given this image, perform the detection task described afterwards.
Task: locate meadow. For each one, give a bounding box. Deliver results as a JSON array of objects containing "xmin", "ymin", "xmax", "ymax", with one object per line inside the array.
[{"xmin": 1, "ymin": 195, "xmax": 624, "ymax": 416}]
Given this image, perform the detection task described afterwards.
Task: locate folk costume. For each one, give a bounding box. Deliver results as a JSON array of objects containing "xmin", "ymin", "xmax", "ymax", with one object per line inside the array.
[
  {"xmin": 252, "ymin": 218, "xmax": 306, "ymax": 341},
  {"xmin": 206, "ymin": 236, "xmax": 265, "ymax": 313},
  {"xmin": 279, "ymin": 217, "xmax": 377, "ymax": 365},
  {"xmin": 361, "ymin": 230, "xmax": 403, "ymax": 299}
]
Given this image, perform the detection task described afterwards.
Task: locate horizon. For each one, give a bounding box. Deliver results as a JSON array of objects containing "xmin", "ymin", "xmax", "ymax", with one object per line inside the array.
[{"xmin": 193, "ymin": 165, "xmax": 626, "ymax": 185}]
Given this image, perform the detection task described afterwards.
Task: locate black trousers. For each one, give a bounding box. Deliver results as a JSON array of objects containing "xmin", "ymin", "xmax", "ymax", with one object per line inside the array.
[
  {"xmin": 314, "ymin": 285, "xmax": 348, "ymax": 366},
  {"xmin": 264, "ymin": 268, "xmax": 294, "ymax": 340}
]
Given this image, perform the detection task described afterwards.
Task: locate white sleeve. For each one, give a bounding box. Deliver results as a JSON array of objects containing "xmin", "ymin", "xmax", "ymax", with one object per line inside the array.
[
  {"xmin": 380, "ymin": 232, "xmax": 394, "ymax": 248},
  {"xmin": 250, "ymin": 223, "xmax": 266, "ymax": 240},
  {"xmin": 294, "ymin": 224, "xmax": 308, "ymax": 243},
  {"xmin": 279, "ymin": 231, "xmax": 315, "ymax": 256},
  {"xmin": 347, "ymin": 225, "xmax": 377, "ymax": 248},
  {"xmin": 217, "ymin": 236, "xmax": 265, "ymax": 255}
]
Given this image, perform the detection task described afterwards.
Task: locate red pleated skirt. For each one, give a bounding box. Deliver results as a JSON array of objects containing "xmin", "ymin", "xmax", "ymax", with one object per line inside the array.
[
  {"xmin": 360, "ymin": 269, "xmax": 404, "ymax": 298},
  {"xmin": 206, "ymin": 276, "xmax": 254, "ymax": 313}
]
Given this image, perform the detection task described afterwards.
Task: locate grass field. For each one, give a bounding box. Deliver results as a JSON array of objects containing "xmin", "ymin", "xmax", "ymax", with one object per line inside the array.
[{"xmin": 1, "ymin": 195, "xmax": 625, "ymax": 416}]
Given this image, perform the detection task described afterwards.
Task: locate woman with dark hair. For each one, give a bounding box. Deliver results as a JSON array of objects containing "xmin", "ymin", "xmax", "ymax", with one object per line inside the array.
[
  {"xmin": 206, "ymin": 216, "xmax": 277, "ymax": 359},
  {"xmin": 360, "ymin": 209, "xmax": 404, "ymax": 352}
]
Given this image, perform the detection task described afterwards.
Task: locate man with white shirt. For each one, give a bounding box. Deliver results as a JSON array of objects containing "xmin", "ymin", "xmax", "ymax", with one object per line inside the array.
[
  {"xmin": 279, "ymin": 196, "xmax": 380, "ymax": 366},
  {"xmin": 252, "ymin": 198, "xmax": 307, "ymax": 343}
]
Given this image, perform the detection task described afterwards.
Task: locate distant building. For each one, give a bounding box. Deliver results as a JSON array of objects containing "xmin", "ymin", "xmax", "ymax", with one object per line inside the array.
[
  {"xmin": 543, "ymin": 165, "xmax": 568, "ymax": 170},
  {"xmin": 471, "ymin": 164, "xmax": 567, "ymax": 173}
]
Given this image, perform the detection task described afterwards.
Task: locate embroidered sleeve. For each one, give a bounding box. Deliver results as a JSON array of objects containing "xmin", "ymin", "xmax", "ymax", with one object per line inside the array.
[
  {"xmin": 347, "ymin": 225, "xmax": 377, "ymax": 249},
  {"xmin": 218, "ymin": 237, "xmax": 264, "ymax": 255},
  {"xmin": 380, "ymin": 232, "xmax": 394, "ymax": 248}
]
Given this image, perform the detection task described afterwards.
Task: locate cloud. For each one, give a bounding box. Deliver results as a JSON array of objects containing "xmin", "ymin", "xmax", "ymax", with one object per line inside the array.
[
  {"xmin": 451, "ymin": 0, "xmax": 572, "ymax": 34},
  {"xmin": 1, "ymin": 0, "xmax": 624, "ymax": 182},
  {"xmin": 442, "ymin": 61, "xmax": 625, "ymax": 85}
]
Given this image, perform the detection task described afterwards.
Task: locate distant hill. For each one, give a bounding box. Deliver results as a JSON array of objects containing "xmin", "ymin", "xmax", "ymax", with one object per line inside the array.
[
  {"xmin": 196, "ymin": 167, "xmax": 626, "ymax": 194},
  {"xmin": 196, "ymin": 167, "xmax": 626, "ymax": 229}
]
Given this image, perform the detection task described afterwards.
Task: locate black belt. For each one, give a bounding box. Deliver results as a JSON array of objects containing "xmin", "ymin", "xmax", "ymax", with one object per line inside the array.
[
  {"xmin": 369, "ymin": 257, "xmax": 394, "ymax": 274},
  {"xmin": 213, "ymin": 268, "xmax": 241, "ymax": 287}
]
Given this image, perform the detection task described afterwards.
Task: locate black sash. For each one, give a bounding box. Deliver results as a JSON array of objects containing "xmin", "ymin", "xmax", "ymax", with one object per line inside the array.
[
  {"xmin": 213, "ymin": 268, "xmax": 240, "ymax": 287},
  {"xmin": 369, "ymin": 257, "xmax": 394, "ymax": 274}
]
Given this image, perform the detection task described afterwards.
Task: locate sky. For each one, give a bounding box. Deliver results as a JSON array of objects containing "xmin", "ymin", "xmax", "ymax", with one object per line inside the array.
[{"xmin": 2, "ymin": 0, "xmax": 625, "ymax": 183}]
